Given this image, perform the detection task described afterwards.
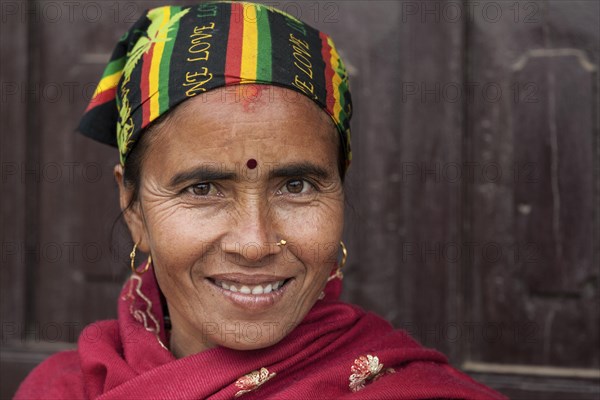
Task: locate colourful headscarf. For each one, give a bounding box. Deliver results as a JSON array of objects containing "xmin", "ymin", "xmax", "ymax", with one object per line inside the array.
[{"xmin": 79, "ymin": 1, "xmax": 353, "ymax": 170}]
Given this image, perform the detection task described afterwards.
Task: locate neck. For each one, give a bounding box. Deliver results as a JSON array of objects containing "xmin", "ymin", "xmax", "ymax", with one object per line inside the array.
[{"xmin": 168, "ymin": 308, "xmax": 215, "ymax": 358}]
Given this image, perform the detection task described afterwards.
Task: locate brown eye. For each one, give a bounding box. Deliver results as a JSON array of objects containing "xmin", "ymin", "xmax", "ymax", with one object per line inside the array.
[
  {"xmin": 277, "ymin": 179, "xmax": 317, "ymax": 196},
  {"xmin": 285, "ymin": 179, "xmax": 305, "ymax": 194},
  {"xmin": 191, "ymin": 183, "xmax": 211, "ymax": 196}
]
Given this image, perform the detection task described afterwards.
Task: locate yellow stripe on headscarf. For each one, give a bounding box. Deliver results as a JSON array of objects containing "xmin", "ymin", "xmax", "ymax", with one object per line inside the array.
[
  {"xmin": 91, "ymin": 71, "xmax": 121, "ymax": 98},
  {"xmin": 149, "ymin": 7, "xmax": 171, "ymax": 120},
  {"xmin": 327, "ymin": 37, "xmax": 342, "ymax": 122},
  {"xmin": 240, "ymin": 3, "xmax": 258, "ymax": 82}
]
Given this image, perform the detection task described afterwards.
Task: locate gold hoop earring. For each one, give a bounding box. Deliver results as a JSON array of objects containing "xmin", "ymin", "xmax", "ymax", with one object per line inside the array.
[
  {"xmin": 327, "ymin": 241, "xmax": 347, "ymax": 282},
  {"xmin": 339, "ymin": 240, "xmax": 347, "ymax": 270},
  {"xmin": 130, "ymin": 242, "xmax": 151, "ymax": 275}
]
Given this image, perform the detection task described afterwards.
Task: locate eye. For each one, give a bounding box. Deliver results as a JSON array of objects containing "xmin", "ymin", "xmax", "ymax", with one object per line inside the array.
[
  {"xmin": 186, "ymin": 182, "xmax": 219, "ymax": 197},
  {"xmin": 280, "ymin": 179, "xmax": 315, "ymax": 195}
]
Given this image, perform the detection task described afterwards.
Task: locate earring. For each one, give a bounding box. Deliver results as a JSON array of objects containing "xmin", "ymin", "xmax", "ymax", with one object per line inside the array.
[
  {"xmin": 327, "ymin": 241, "xmax": 347, "ymax": 282},
  {"xmin": 130, "ymin": 242, "xmax": 151, "ymax": 275},
  {"xmin": 276, "ymin": 239, "xmax": 287, "ymax": 246}
]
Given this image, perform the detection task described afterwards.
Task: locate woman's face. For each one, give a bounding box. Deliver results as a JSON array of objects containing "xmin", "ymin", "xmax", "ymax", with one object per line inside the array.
[{"xmin": 117, "ymin": 85, "xmax": 344, "ymax": 357}]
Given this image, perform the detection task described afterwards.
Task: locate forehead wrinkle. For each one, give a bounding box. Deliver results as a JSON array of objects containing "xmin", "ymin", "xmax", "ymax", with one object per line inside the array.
[
  {"xmin": 158, "ymin": 86, "xmax": 338, "ymax": 139},
  {"xmin": 143, "ymin": 87, "xmax": 340, "ymax": 171}
]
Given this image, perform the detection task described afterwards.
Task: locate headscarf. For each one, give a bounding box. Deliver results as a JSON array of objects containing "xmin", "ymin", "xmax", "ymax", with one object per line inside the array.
[{"xmin": 78, "ymin": 1, "xmax": 353, "ymax": 170}]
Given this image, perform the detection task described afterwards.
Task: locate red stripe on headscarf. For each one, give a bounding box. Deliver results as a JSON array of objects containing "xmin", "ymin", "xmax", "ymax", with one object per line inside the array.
[
  {"xmin": 319, "ymin": 32, "xmax": 335, "ymax": 115},
  {"xmin": 85, "ymin": 87, "xmax": 116, "ymax": 112},
  {"xmin": 225, "ymin": 2, "xmax": 244, "ymax": 85},
  {"xmin": 141, "ymin": 46, "xmax": 154, "ymax": 128}
]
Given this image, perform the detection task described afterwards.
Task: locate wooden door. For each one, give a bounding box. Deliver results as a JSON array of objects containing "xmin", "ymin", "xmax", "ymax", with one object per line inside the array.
[
  {"xmin": 459, "ymin": 1, "xmax": 599, "ymax": 397},
  {"xmin": 1, "ymin": 1, "xmax": 598, "ymax": 398}
]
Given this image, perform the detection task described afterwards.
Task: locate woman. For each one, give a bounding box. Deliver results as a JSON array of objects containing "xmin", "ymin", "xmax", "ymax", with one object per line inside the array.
[{"xmin": 16, "ymin": 2, "xmax": 506, "ymax": 399}]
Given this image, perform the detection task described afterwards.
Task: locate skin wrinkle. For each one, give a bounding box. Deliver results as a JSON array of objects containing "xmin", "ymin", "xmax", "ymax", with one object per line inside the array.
[{"xmin": 115, "ymin": 86, "xmax": 344, "ymax": 358}]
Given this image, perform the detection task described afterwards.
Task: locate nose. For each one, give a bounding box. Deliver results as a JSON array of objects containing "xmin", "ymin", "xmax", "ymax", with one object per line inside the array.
[{"xmin": 224, "ymin": 197, "xmax": 280, "ymax": 264}]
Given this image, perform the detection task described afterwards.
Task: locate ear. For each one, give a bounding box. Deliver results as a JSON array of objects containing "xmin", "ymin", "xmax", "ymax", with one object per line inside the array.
[{"xmin": 114, "ymin": 164, "xmax": 151, "ymax": 253}]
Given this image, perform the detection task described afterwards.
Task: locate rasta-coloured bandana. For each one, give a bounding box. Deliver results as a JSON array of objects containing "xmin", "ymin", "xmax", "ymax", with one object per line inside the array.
[{"xmin": 78, "ymin": 1, "xmax": 353, "ymax": 169}]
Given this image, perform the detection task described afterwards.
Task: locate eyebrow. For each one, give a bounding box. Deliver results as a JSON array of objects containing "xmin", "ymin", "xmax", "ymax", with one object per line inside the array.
[
  {"xmin": 267, "ymin": 162, "xmax": 331, "ymax": 180},
  {"xmin": 168, "ymin": 161, "xmax": 332, "ymax": 188},
  {"xmin": 168, "ymin": 167, "xmax": 236, "ymax": 187}
]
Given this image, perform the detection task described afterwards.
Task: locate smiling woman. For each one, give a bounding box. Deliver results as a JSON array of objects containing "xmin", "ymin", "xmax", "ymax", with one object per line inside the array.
[
  {"xmin": 121, "ymin": 86, "xmax": 345, "ymax": 358},
  {"xmin": 15, "ymin": 2, "xmax": 505, "ymax": 399}
]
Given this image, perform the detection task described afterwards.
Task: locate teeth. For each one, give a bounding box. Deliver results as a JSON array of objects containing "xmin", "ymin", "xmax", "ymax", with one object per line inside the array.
[
  {"xmin": 240, "ymin": 286, "xmax": 251, "ymax": 294},
  {"xmin": 215, "ymin": 279, "xmax": 285, "ymax": 295},
  {"xmin": 251, "ymin": 286, "xmax": 263, "ymax": 295}
]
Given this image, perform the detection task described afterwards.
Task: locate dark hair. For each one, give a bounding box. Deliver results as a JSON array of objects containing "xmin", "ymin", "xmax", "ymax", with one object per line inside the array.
[{"xmin": 122, "ymin": 118, "xmax": 163, "ymax": 204}]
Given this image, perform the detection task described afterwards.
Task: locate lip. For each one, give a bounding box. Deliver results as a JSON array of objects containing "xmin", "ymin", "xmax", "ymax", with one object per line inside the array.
[{"xmin": 206, "ymin": 274, "xmax": 294, "ymax": 312}]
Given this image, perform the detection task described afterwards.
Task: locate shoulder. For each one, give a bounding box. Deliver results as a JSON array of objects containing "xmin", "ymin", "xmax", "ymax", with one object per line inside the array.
[
  {"xmin": 316, "ymin": 305, "xmax": 507, "ymax": 399},
  {"xmin": 14, "ymin": 350, "xmax": 85, "ymax": 400},
  {"xmin": 362, "ymin": 360, "xmax": 507, "ymax": 399}
]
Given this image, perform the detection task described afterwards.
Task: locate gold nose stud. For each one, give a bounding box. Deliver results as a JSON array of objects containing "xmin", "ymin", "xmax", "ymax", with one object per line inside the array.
[{"xmin": 276, "ymin": 239, "xmax": 287, "ymax": 246}]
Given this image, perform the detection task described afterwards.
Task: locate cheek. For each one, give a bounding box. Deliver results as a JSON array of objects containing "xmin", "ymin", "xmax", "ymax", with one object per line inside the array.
[
  {"xmin": 275, "ymin": 199, "xmax": 344, "ymax": 270},
  {"xmin": 141, "ymin": 205, "xmax": 230, "ymax": 326},
  {"xmin": 142, "ymin": 203, "xmax": 229, "ymax": 273}
]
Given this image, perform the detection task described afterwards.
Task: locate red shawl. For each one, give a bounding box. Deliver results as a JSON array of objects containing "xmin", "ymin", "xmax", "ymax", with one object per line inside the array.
[{"xmin": 16, "ymin": 266, "xmax": 506, "ymax": 399}]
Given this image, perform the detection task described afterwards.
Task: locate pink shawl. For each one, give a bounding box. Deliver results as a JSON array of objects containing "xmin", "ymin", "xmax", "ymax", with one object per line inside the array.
[{"xmin": 16, "ymin": 266, "xmax": 506, "ymax": 399}]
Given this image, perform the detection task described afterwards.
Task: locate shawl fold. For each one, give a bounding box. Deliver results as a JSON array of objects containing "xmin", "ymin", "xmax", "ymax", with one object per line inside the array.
[{"xmin": 16, "ymin": 265, "xmax": 507, "ymax": 399}]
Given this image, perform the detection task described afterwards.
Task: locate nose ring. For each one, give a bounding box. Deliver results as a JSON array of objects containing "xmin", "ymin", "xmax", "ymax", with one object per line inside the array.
[{"xmin": 276, "ymin": 239, "xmax": 287, "ymax": 246}]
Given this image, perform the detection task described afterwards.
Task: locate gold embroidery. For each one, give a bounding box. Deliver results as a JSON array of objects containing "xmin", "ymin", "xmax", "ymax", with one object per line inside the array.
[
  {"xmin": 349, "ymin": 354, "xmax": 395, "ymax": 392},
  {"xmin": 121, "ymin": 275, "xmax": 168, "ymax": 350},
  {"xmin": 234, "ymin": 367, "xmax": 276, "ymax": 398}
]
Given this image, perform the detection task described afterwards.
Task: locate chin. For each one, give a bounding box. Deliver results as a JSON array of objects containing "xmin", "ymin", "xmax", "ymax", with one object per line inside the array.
[{"xmin": 219, "ymin": 338, "xmax": 284, "ymax": 351}]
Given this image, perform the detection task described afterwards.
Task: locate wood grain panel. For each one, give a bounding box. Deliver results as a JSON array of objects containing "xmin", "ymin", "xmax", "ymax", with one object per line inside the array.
[
  {"xmin": 469, "ymin": 370, "xmax": 600, "ymax": 400},
  {"xmin": 1, "ymin": 0, "xmax": 30, "ymax": 342},
  {"xmin": 467, "ymin": 0, "xmax": 599, "ymax": 372},
  {"xmin": 31, "ymin": 1, "xmax": 147, "ymax": 335}
]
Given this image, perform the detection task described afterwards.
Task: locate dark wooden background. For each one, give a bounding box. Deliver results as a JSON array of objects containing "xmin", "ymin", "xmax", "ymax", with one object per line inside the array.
[{"xmin": 1, "ymin": 1, "xmax": 599, "ymax": 398}]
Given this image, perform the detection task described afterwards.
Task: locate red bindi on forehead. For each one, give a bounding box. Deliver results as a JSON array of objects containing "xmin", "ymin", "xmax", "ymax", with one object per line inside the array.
[{"xmin": 246, "ymin": 158, "xmax": 258, "ymax": 169}]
